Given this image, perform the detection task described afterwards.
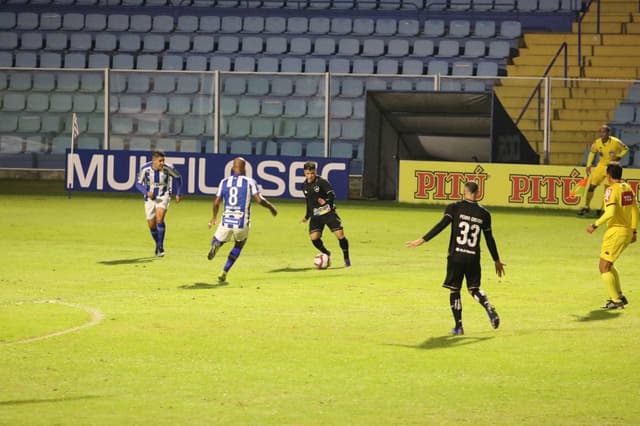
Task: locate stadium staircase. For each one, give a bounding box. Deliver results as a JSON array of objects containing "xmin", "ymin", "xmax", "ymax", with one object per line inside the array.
[{"xmin": 495, "ymin": 0, "xmax": 640, "ymax": 165}]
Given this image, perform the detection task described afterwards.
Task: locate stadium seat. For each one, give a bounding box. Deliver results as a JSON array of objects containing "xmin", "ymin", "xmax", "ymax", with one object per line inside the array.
[
  {"xmin": 271, "ymin": 79, "xmax": 294, "ymax": 96},
  {"xmin": 398, "ymin": 19, "xmax": 420, "ymax": 36},
  {"xmin": 210, "ymin": 56, "xmax": 232, "ymax": 71},
  {"xmin": 107, "ymin": 15, "xmax": 129, "ymax": 32},
  {"xmin": 281, "ymin": 57, "xmax": 303, "ymax": 73},
  {"xmin": 265, "ymin": 16, "xmax": 286, "ymax": 33},
  {"xmin": 500, "ymin": 21, "xmax": 522, "ymax": 38},
  {"xmin": 375, "ymin": 18, "xmax": 397, "ymax": 36},
  {"xmin": 177, "ymin": 16, "xmax": 198, "ymax": 33},
  {"xmin": 146, "ymin": 95, "xmax": 168, "ymax": 114},
  {"xmin": 130, "ymin": 15, "xmax": 152, "ymax": 32},
  {"xmin": 221, "ymin": 16, "xmax": 242, "ymax": 33},
  {"xmin": 412, "ymin": 39, "xmax": 435, "ymax": 57},
  {"xmin": 193, "ymin": 35, "xmax": 214, "ymax": 53},
  {"xmin": 119, "ymin": 34, "xmax": 141, "ymax": 53},
  {"xmin": 40, "ymin": 12, "xmax": 62, "ymax": 30},
  {"xmin": 306, "ymin": 141, "xmax": 324, "ymax": 157},
  {"xmin": 162, "ymin": 55, "xmax": 184, "ymax": 70},
  {"xmin": 180, "ymin": 139, "xmax": 201, "ymax": 153},
  {"xmin": 362, "ymin": 39, "xmax": 385, "ymax": 57},
  {"xmin": 296, "ymin": 120, "xmax": 319, "ymax": 138},
  {"xmin": 287, "ymin": 17, "xmax": 308, "ymax": 34},
  {"xmin": 152, "ymin": 15, "xmax": 174, "ymax": 33},
  {"xmin": 494, "ymin": 0, "xmax": 516, "ymax": 10},
  {"xmin": 17, "ymin": 12, "xmax": 38, "ymax": 30},
  {"xmin": 0, "ymin": 52, "xmax": 12, "ymax": 67},
  {"xmin": 487, "ymin": 40, "xmax": 511, "ymax": 58},
  {"xmin": 307, "ymin": 99, "xmax": 324, "ymax": 118},
  {"xmin": 329, "ymin": 58, "xmax": 351, "ymax": 73},
  {"xmin": 237, "ymin": 98, "xmax": 261, "ymax": 117},
  {"xmin": 309, "ymin": 17, "xmax": 330, "ymax": 34},
  {"xmin": 155, "ymin": 138, "xmax": 177, "ymax": 152},
  {"xmin": 353, "ymin": 59, "xmax": 375, "ymax": 74},
  {"xmin": 341, "ymin": 121, "xmax": 364, "ymax": 140},
  {"xmin": 261, "ymin": 100, "xmax": 284, "ymax": 117},
  {"xmin": 69, "ymin": 34, "xmax": 92, "ymax": 51},
  {"xmin": 391, "ymin": 80, "xmax": 413, "ymax": 91},
  {"xmin": 474, "ymin": 21, "xmax": 496, "ymax": 38},
  {"xmin": 284, "ymin": 99, "xmax": 306, "ymax": 117},
  {"xmin": 428, "ymin": 60, "xmax": 449, "ymax": 75},
  {"xmin": 85, "ymin": 14, "xmax": 107, "ymax": 31},
  {"xmin": 224, "ymin": 77, "xmax": 246, "ymax": 95},
  {"xmin": 73, "ymin": 94, "xmax": 96, "ymax": 113},
  {"xmin": 517, "ymin": 0, "xmax": 538, "ymax": 12},
  {"xmin": 441, "ymin": 79, "xmax": 463, "ymax": 91},
  {"xmin": 129, "ymin": 137, "xmax": 152, "ymax": 151},
  {"xmin": 472, "ymin": 0, "xmax": 493, "ymax": 10},
  {"xmin": 143, "ymin": 35, "xmax": 165, "ymax": 53},
  {"xmin": 257, "ymin": 57, "xmax": 279, "ymax": 72},
  {"xmin": 88, "ymin": 53, "xmax": 110, "ymax": 69},
  {"xmin": 242, "ymin": 37, "xmax": 263, "ymax": 54},
  {"xmin": 305, "ymin": 58, "xmax": 326, "ymax": 73},
  {"xmin": 291, "ymin": 38, "xmax": 312, "ymax": 55},
  {"xmin": 340, "ymin": 79, "xmax": 364, "ymax": 97},
  {"xmin": 137, "ymin": 55, "xmax": 159, "ymax": 70},
  {"xmin": 266, "ymin": 37, "xmax": 287, "ymax": 54},
  {"xmin": 45, "ymin": 33, "xmax": 67, "ymax": 51},
  {"xmin": 229, "ymin": 140, "xmax": 253, "ymax": 155},
  {"xmin": 452, "ymin": 61, "xmax": 474, "ymax": 76},
  {"xmin": 153, "ymin": 75, "xmax": 175, "ymax": 93},
  {"xmin": 137, "ymin": 118, "xmax": 159, "ymax": 135},
  {"xmin": 330, "ymin": 17, "xmax": 352, "ymax": 35},
  {"xmin": 295, "ymin": 77, "xmax": 319, "ymax": 96},
  {"xmin": 331, "ymin": 141, "xmax": 353, "ymax": 158},
  {"xmin": 424, "ymin": 20, "xmax": 445, "ymax": 37},
  {"xmin": 112, "ymin": 54, "xmax": 134, "ymax": 69},
  {"xmin": 0, "ymin": 12, "xmax": 16, "ymax": 30},
  {"xmin": 217, "ymin": 36, "xmax": 239, "ymax": 53},
  {"xmin": 247, "ymin": 77, "xmax": 270, "ymax": 95},
  {"xmin": 612, "ymin": 105, "xmax": 635, "ymax": 124},
  {"xmin": 33, "ymin": 73, "xmax": 55, "ymax": 92},
  {"xmin": 280, "ymin": 141, "xmax": 303, "ymax": 156},
  {"xmin": 227, "ymin": 118, "xmax": 251, "ymax": 137},
  {"xmin": 352, "ymin": 18, "xmax": 374, "ymax": 35},
  {"xmin": 437, "ymin": 40, "xmax": 460, "ymax": 57},
  {"xmin": 388, "ymin": 40, "xmax": 410, "ymax": 57},
  {"xmin": 26, "ymin": 93, "xmax": 48, "ymax": 112},
  {"xmin": 463, "ymin": 40, "xmax": 487, "ymax": 58},
  {"xmin": 402, "ymin": 59, "xmax": 424, "ymax": 75},
  {"xmin": 57, "ymin": 73, "xmax": 80, "ymax": 92},
  {"xmin": 176, "ymin": 75, "xmax": 199, "ymax": 94},
  {"xmin": 234, "ymin": 57, "xmax": 256, "ymax": 72},
  {"xmin": 251, "ymin": 119, "xmax": 273, "ymax": 138},
  {"xmin": 21, "ymin": 33, "xmax": 43, "ymax": 50},
  {"xmin": 168, "ymin": 96, "xmax": 190, "ymax": 115}
]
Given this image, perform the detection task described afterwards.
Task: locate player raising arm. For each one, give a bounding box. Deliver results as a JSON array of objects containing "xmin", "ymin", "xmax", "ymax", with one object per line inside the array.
[{"xmin": 406, "ymin": 181, "xmax": 505, "ymax": 336}]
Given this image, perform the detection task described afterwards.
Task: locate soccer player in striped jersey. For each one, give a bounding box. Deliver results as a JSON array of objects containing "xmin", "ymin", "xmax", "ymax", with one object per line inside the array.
[
  {"xmin": 586, "ymin": 163, "xmax": 638, "ymax": 309},
  {"xmin": 135, "ymin": 150, "xmax": 183, "ymax": 257},
  {"xmin": 208, "ymin": 157, "xmax": 278, "ymax": 283},
  {"xmin": 406, "ymin": 182, "xmax": 505, "ymax": 336}
]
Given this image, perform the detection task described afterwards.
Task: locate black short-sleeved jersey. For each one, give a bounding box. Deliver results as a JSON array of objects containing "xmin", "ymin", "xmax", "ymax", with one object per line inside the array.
[
  {"xmin": 445, "ymin": 200, "xmax": 496, "ymax": 263},
  {"xmin": 302, "ymin": 176, "xmax": 336, "ymax": 220},
  {"xmin": 423, "ymin": 199, "xmax": 500, "ymax": 264}
]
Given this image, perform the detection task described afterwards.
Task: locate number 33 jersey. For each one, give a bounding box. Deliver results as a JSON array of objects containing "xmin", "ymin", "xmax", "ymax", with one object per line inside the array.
[{"xmin": 445, "ymin": 200, "xmax": 496, "ymax": 263}]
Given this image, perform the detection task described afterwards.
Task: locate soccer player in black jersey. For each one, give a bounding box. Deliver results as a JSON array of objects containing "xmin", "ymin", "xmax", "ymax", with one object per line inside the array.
[
  {"xmin": 406, "ymin": 182, "xmax": 505, "ymax": 335},
  {"xmin": 301, "ymin": 161, "xmax": 351, "ymax": 267}
]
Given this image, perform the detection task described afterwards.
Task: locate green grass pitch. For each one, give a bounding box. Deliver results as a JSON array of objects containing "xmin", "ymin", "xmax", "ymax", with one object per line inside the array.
[{"xmin": 1, "ymin": 181, "xmax": 639, "ymax": 425}]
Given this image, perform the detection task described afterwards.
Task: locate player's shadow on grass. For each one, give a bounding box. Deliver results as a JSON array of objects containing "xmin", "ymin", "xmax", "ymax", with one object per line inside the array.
[
  {"xmin": 179, "ymin": 282, "xmax": 229, "ymax": 290},
  {"xmin": 268, "ymin": 267, "xmax": 314, "ymax": 273},
  {"xmin": 388, "ymin": 335, "xmax": 494, "ymax": 351},
  {"xmin": 97, "ymin": 257, "xmax": 156, "ymax": 266},
  {"xmin": 0, "ymin": 395, "xmax": 100, "ymax": 406},
  {"xmin": 573, "ymin": 310, "xmax": 623, "ymax": 322}
]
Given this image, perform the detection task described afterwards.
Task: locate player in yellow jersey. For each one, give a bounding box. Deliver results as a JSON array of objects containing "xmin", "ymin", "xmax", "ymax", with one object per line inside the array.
[
  {"xmin": 586, "ymin": 164, "xmax": 638, "ymax": 309},
  {"xmin": 577, "ymin": 125, "xmax": 629, "ymax": 216}
]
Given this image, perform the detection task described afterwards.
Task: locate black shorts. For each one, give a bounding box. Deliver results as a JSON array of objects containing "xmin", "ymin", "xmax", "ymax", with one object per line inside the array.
[
  {"xmin": 308, "ymin": 211, "xmax": 343, "ymax": 234},
  {"xmin": 442, "ymin": 259, "xmax": 481, "ymax": 291}
]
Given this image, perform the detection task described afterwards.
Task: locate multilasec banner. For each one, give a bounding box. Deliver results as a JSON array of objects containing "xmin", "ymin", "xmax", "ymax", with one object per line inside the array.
[
  {"xmin": 65, "ymin": 150, "xmax": 350, "ymax": 199},
  {"xmin": 399, "ymin": 160, "xmax": 640, "ymax": 209}
]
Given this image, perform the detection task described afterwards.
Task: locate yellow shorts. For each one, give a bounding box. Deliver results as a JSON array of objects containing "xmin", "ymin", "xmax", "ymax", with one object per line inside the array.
[
  {"xmin": 589, "ymin": 166, "xmax": 608, "ymax": 187},
  {"xmin": 600, "ymin": 227, "xmax": 633, "ymax": 263}
]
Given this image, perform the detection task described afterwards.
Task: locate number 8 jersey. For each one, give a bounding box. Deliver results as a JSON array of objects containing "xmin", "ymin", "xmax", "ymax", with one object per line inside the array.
[{"xmin": 217, "ymin": 174, "xmax": 259, "ymax": 229}]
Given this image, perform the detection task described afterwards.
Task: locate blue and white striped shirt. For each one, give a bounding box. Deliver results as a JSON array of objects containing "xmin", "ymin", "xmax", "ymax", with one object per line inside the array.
[
  {"xmin": 136, "ymin": 162, "xmax": 183, "ymax": 201},
  {"xmin": 217, "ymin": 174, "xmax": 259, "ymax": 229}
]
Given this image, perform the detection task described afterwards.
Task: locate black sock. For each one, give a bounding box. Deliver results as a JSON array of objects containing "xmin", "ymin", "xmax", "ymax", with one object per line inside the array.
[
  {"xmin": 450, "ymin": 292, "xmax": 462, "ymax": 329},
  {"xmin": 470, "ymin": 288, "xmax": 490, "ymax": 310},
  {"xmin": 312, "ymin": 238, "xmax": 330, "ymax": 255},
  {"xmin": 339, "ymin": 237, "xmax": 350, "ymax": 260}
]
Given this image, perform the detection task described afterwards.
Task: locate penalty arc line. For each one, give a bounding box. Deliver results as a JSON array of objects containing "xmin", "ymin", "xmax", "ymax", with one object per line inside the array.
[{"xmin": 1, "ymin": 299, "xmax": 105, "ymax": 346}]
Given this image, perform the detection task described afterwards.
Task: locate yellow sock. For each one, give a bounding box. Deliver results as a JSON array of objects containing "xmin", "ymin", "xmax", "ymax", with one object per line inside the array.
[
  {"xmin": 611, "ymin": 266, "xmax": 622, "ymax": 298},
  {"xmin": 601, "ymin": 272, "xmax": 620, "ymax": 302}
]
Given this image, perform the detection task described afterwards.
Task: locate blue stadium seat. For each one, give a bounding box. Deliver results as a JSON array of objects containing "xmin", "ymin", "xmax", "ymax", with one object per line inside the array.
[
  {"xmin": 237, "ymin": 98, "xmax": 261, "ymax": 117},
  {"xmin": 73, "ymin": 94, "xmax": 96, "ymax": 113},
  {"xmin": 375, "ymin": 18, "xmax": 397, "ymax": 36},
  {"xmin": 341, "ymin": 121, "xmax": 363, "ymax": 140},
  {"xmin": 119, "ymin": 95, "xmax": 142, "ymax": 114},
  {"xmin": 251, "ymin": 119, "xmax": 273, "ymax": 138},
  {"xmin": 210, "ymin": 56, "xmax": 232, "ymax": 71},
  {"xmin": 193, "ymin": 35, "xmax": 214, "ymax": 53},
  {"xmin": 424, "ymin": 20, "xmax": 445, "ymax": 37},
  {"xmin": 143, "ymin": 35, "xmax": 165, "ymax": 53},
  {"xmin": 199, "ymin": 16, "xmax": 220, "ymax": 33},
  {"xmin": 257, "ymin": 57, "xmax": 279, "ymax": 72},
  {"xmin": 137, "ymin": 55, "xmax": 159, "ymax": 70},
  {"xmin": 130, "ymin": 15, "xmax": 152, "ymax": 32},
  {"xmin": 330, "ymin": 99, "xmax": 351, "ymax": 118},
  {"xmin": 272, "ymin": 79, "xmax": 294, "ymax": 96},
  {"xmin": 352, "ymin": 99, "xmax": 365, "ymax": 119},
  {"xmin": 112, "ymin": 54, "xmax": 134, "ymax": 69},
  {"xmin": 428, "ymin": 60, "xmax": 449, "ymax": 75},
  {"xmin": 80, "ymin": 74, "xmax": 103, "ymax": 92},
  {"xmin": 287, "ymin": 17, "xmax": 308, "ymax": 34},
  {"xmin": 176, "ymin": 75, "xmax": 199, "ymax": 94},
  {"xmin": 107, "ymin": 14, "xmax": 129, "ymax": 32},
  {"xmin": 9, "ymin": 73, "xmax": 31, "ymax": 91},
  {"xmin": 612, "ymin": 104, "xmax": 635, "ymax": 124},
  {"xmin": 487, "ymin": 40, "xmax": 510, "ymax": 58},
  {"xmin": 362, "ymin": 39, "xmax": 385, "ymax": 57},
  {"xmin": 437, "ymin": 40, "xmax": 460, "ymax": 57},
  {"xmin": 137, "ymin": 119, "xmax": 159, "ymax": 135},
  {"xmin": 391, "ymin": 80, "xmax": 413, "ymax": 91},
  {"xmin": 49, "ymin": 94, "xmax": 72, "ymax": 112},
  {"xmin": 261, "ymin": 100, "xmax": 283, "ymax": 117},
  {"xmin": 352, "ymin": 18, "xmax": 374, "ymax": 35},
  {"xmin": 119, "ymin": 34, "xmax": 141, "ymax": 53},
  {"xmin": 441, "ymin": 79, "xmax": 463, "ymax": 91},
  {"xmin": 146, "ymin": 96, "xmax": 167, "ymax": 114},
  {"xmin": 234, "ymin": 57, "xmax": 256, "ymax": 72},
  {"xmin": 353, "ymin": 58, "xmax": 375, "ymax": 74},
  {"xmin": 85, "ymin": 14, "xmax": 107, "ymax": 31},
  {"xmin": 340, "ymin": 79, "xmax": 364, "ymax": 97},
  {"xmin": 229, "ymin": 140, "xmax": 253, "ymax": 155},
  {"xmin": 463, "ymin": 40, "xmax": 487, "ymax": 58},
  {"xmin": 284, "ymin": 99, "xmax": 306, "ymax": 117},
  {"xmin": 227, "ymin": 118, "xmax": 250, "ymax": 137},
  {"xmin": 24, "ymin": 136, "xmax": 45, "ymax": 153},
  {"xmin": 398, "ymin": 19, "xmax": 420, "ymax": 36},
  {"xmin": 329, "ymin": 58, "xmax": 350, "ymax": 73},
  {"xmin": 15, "ymin": 52, "xmax": 37, "ymax": 68},
  {"xmin": 280, "ymin": 141, "xmax": 303, "ymax": 156},
  {"xmin": 168, "ymin": 96, "xmax": 190, "ymax": 115},
  {"xmin": 169, "ymin": 35, "xmax": 190, "ymax": 52},
  {"xmin": 291, "ymin": 38, "xmax": 312, "ymax": 55},
  {"xmin": 281, "ymin": 57, "xmax": 303, "ymax": 72},
  {"xmin": 156, "ymin": 138, "xmax": 177, "ymax": 152},
  {"xmin": 388, "ymin": 40, "xmax": 410, "ymax": 57},
  {"xmin": 0, "ymin": 135, "xmax": 23, "ymax": 153},
  {"xmin": 177, "ymin": 16, "xmax": 198, "ymax": 32},
  {"xmin": 450, "ymin": 0, "xmax": 471, "ymax": 10},
  {"xmin": 224, "ymin": 77, "xmax": 246, "ymax": 95},
  {"xmin": 338, "ymin": 39, "xmax": 360, "ymax": 56},
  {"xmin": 45, "ymin": 33, "xmax": 67, "ymax": 51},
  {"xmin": 221, "ymin": 16, "xmax": 242, "ymax": 33},
  {"xmin": 494, "ymin": 0, "xmax": 516, "ymax": 10},
  {"xmin": 88, "ymin": 115, "xmax": 104, "ymax": 134},
  {"xmin": 153, "ymin": 75, "xmax": 175, "ymax": 93},
  {"xmin": 306, "ymin": 141, "xmax": 324, "ymax": 157},
  {"xmin": 331, "ymin": 141, "xmax": 354, "ymax": 158},
  {"xmin": 0, "ymin": 52, "xmax": 12, "ymax": 67},
  {"xmin": 309, "ymin": 17, "xmax": 330, "ymax": 34},
  {"xmin": 220, "ymin": 98, "xmax": 237, "ymax": 117},
  {"xmin": 500, "ymin": 21, "xmax": 522, "ymax": 38},
  {"xmin": 402, "ymin": 59, "xmax": 424, "ymax": 75},
  {"xmin": 314, "ymin": 38, "xmax": 336, "ymax": 55},
  {"xmin": 21, "ymin": 33, "xmax": 43, "ymax": 50},
  {"xmin": 472, "ymin": 0, "xmax": 493, "ymax": 10},
  {"xmin": 330, "ymin": 17, "xmax": 352, "ymax": 35},
  {"xmin": 17, "ymin": 12, "xmax": 38, "ymax": 30},
  {"xmin": 69, "ymin": 34, "xmax": 91, "ymax": 51},
  {"xmin": 127, "ymin": 74, "xmax": 150, "ymax": 93},
  {"xmin": 265, "ymin": 16, "xmax": 286, "ymax": 33},
  {"xmin": 152, "ymin": 15, "xmax": 174, "ymax": 32},
  {"xmin": 266, "ymin": 37, "xmax": 287, "ymax": 54},
  {"xmin": 242, "ymin": 36, "xmax": 263, "ymax": 54},
  {"xmin": 0, "ymin": 12, "xmax": 16, "ymax": 30},
  {"xmin": 26, "ymin": 93, "xmax": 48, "ymax": 112},
  {"xmin": 243, "ymin": 16, "xmax": 265, "ymax": 34},
  {"xmin": 412, "ymin": 39, "xmax": 435, "ymax": 57},
  {"xmin": 452, "ymin": 61, "xmax": 474, "ymax": 76},
  {"xmin": 95, "ymin": 34, "xmax": 116, "ymax": 52},
  {"xmin": 464, "ymin": 80, "xmax": 487, "ymax": 92},
  {"xmin": 162, "ymin": 55, "xmax": 184, "ymax": 70},
  {"xmin": 180, "ymin": 139, "xmax": 201, "ymax": 153},
  {"xmin": 449, "ymin": 20, "xmax": 471, "ymax": 38},
  {"xmin": 295, "ymin": 77, "xmax": 319, "ymax": 96},
  {"xmin": 217, "ymin": 36, "xmax": 239, "ymax": 53},
  {"xmin": 474, "ymin": 21, "xmax": 496, "ymax": 38},
  {"xmin": 129, "ymin": 138, "xmax": 152, "ymax": 151},
  {"xmin": 517, "ymin": 0, "xmax": 538, "ymax": 12},
  {"xmin": 33, "ymin": 73, "xmax": 55, "ymax": 92},
  {"xmin": 40, "ymin": 12, "xmax": 62, "ymax": 30},
  {"xmin": 263, "ymin": 140, "xmax": 278, "ymax": 155},
  {"xmin": 307, "ymin": 99, "xmax": 324, "ymax": 118},
  {"xmin": 305, "ymin": 58, "xmax": 326, "ymax": 73}
]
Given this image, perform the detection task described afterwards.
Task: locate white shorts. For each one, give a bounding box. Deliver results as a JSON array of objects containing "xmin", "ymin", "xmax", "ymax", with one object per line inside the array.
[
  {"xmin": 144, "ymin": 194, "xmax": 170, "ymax": 220},
  {"xmin": 214, "ymin": 224, "xmax": 250, "ymax": 243}
]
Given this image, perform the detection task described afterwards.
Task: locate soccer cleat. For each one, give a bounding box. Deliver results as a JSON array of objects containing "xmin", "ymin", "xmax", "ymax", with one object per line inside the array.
[
  {"xmin": 218, "ymin": 271, "xmax": 227, "ymax": 283},
  {"xmin": 620, "ymin": 295, "xmax": 629, "ymax": 306},
  {"xmin": 576, "ymin": 207, "xmax": 590, "ymax": 216},
  {"xmin": 487, "ymin": 305, "xmax": 500, "ymax": 329},
  {"xmin": 602, "ymin": 299, "xmax": 625, "ymax": 310},
  {"xmin": 156, "ymin": 247, "xmax": 165, "ymax": 258},
  {"xmin": 207, "ymin": 244, "xmax": 220, "ymax": 261},
  {"xmin": 344, "ymin": 258, "xmax": 351, "ymax": 267},
  {"xmin": 450, "ymin": 326, "xmax": 464, "ymax": 336}
]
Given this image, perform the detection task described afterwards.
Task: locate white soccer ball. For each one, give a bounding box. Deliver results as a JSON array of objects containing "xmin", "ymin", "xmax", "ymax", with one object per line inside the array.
[{"xmin": 313, "ymin": 253, "xmax": 330, "ymax": 269}]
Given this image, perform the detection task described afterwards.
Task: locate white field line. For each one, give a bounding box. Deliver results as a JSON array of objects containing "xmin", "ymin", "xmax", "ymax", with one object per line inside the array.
[{"xmin": 2, "ymin": 299, "xmax": 105, "ymax": 345}]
